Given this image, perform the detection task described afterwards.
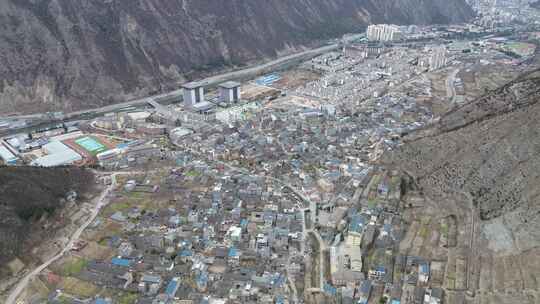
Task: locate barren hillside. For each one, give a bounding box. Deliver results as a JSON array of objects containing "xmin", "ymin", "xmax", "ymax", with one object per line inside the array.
[
  {"xmin": 389, "ymin": 69, "xmax": 540, "ymax": 253},
  {"xmin": 0, "ymin": 0, "xmax": 473, "ymax": 114}
]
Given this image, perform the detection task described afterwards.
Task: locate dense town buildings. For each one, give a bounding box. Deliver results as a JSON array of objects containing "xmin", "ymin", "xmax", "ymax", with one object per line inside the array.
[{"xmin": 3, "ymin": 5, "xmax": 540, "ymax": 303}]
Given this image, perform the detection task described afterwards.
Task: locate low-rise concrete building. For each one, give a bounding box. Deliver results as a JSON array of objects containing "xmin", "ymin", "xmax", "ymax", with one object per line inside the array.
[
  {"xmin": 0, "ymin": 144, "xmax": 18, "ymax": 165},
  {"xmin": 31, "ymin": 141, "xmax": 82, "ymax": 167}
]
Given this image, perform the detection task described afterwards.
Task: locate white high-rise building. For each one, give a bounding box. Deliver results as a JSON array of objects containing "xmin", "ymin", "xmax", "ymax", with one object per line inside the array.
[
  {"xmin": 182, "ymin": 81, "xmax": 214, "ymax": 112},
  {"xmin": 429, "ymin": 46, "xmax": 448, "ymax": 71},
  {"xmin": 366, "ymin": 24, "xmax": 403, "ymax": 42},
  {"xmin": 182, "ymin": 82, "xmax": 205, "ymax": 108},
  {"xmin": 219, "ymin": 81, "xmax": 241, "ymax": 104}
]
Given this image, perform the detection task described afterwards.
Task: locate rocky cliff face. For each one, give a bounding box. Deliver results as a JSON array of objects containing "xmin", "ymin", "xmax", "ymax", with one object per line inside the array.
[{"xmin": 0, "ymin": 0, "xmax": 473, "ymax": 114}]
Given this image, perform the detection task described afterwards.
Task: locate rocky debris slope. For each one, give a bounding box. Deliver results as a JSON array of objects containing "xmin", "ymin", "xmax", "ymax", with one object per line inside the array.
[
  {"xmin": 0, "ymin": 0, "xmax": 473, "ymax": 114},
  {"xmin": 388, "ymin": 69, "xmax": 540, "ymax": 251}
]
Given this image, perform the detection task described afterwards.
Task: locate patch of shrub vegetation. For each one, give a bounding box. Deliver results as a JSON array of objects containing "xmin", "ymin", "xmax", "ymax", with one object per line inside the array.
[{"xmin": 0, "ymin": 166, "xmax": 94, "ymax": 264}]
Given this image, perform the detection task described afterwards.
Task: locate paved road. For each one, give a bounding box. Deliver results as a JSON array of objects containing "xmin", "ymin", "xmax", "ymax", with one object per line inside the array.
[
  {"xmin": 307, "ymin": 224, "xmax": 327, "ymax": 289},
  {"xmin": 286, "ymin": 256, "xmax": 300, "ymax": 304},
  {"xmin": 467, "ymin": 197, "xmax": 478, "ymax": 295},
  {"xmin": 5, "ymin": 172, "xmax": 134, "ymax": 304},
  {"xmin": 1, "ymin": 34, "xmax": 364, "ymax": 128},
  {"xmin": 446, "ymin": 68, "xmax": 460, "ymax": 103}
]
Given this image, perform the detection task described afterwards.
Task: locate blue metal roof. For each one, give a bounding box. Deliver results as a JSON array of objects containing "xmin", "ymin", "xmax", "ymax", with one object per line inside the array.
[
  {"xmin": 420, "ymin": 263, "xmax": 429, "ymax": 274},
  {"xmin": 165, "ymin": 278, "xmax": 179, "ymax": 296},
  {"xmin": 272, "ymin": 274, "xmax": 285, "ymax": 287},
  {"xmin": 228, "ymin": 247, "xmax": 239, "ymax": 257},
  {"xmin": 323, "ymin": 282, "xmax": 337, "ymax": 295},
  {"xmin": 360, "ymin": 280, "xmax": 372, "ymax": 293},
  {"xmin": 111, "ymin": 258, "xmax": 130, "ymax": 267},
  {"xmin": 376, "ymin": 266, "xmax": 386, "ymax": 273},
  {"xmin": 179, "ymin": 249, "xmax": 193, "ymax": 257},
  {"xmin": 196, "ymin": 272, "xmax": 208, "ymax": 284},
  {"xmin": 349, "ymin": 215, "xmax": 366, "ymax": 233},
  {"xmin": 256, "ymin": 74, "xmax": 281, "ymax": 86},
  {"xmin": 240, "ymin": 219, "xmax": 249, "ymax": 227}
]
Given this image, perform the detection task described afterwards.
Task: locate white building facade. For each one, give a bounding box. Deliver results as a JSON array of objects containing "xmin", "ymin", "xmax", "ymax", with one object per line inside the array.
[{"xmin": 366, "ymin": 24, "xmax": 403, "ymax": 42}]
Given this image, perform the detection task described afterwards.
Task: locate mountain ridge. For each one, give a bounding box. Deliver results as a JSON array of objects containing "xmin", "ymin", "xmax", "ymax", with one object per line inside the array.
[{"xmin": 0, "ymin": 0, "xmax": 473, "ymax": 114}]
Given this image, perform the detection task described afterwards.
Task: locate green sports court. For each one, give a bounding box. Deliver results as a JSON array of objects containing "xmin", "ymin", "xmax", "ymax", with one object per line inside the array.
[{"xmin": 75, "ymin": 136, "xmax": 106, "ymax": 154}]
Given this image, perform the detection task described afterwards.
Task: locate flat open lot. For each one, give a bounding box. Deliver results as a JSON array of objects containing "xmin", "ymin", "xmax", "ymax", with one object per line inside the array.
[
  {"xmin": 242, "ymin": 83, "xmax": 280, "ymax": 101},
  {"xmin": 272, "ymin": 69, "xmax": 321, "ymax": 90}
]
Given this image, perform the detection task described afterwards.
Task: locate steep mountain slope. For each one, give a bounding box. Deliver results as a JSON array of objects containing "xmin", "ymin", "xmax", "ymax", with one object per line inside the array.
[
  {"xmin": 0, "ymin": 166, "xmax": 94, "ymax": 265},
  {"xmin": 0, "ymin": 0, "xmax": 473, "ymax": 114},
  {"xmin": 388, "ymin": 69, "xmax": 540, "ymax": 252}
]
